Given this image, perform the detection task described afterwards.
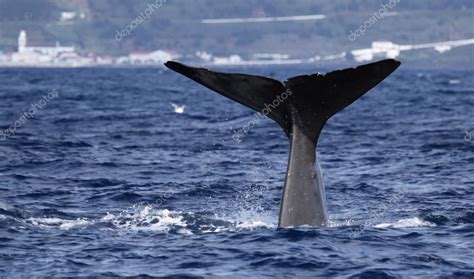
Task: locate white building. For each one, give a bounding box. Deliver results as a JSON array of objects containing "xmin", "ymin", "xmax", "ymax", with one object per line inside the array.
[
  {"xmin": 60, "ymin": 12, "xmax": 77, "ymax": 22},
  {"xmin": 128, "ymin": 50, "xmax": 178, "ymax": 64},
  {"xmin": 351, "ymin": 41, "xmax": 401, "ymax": 62},
  {"xmin": 11, "ymin": 30, "xmax": 77, "ymax": 65},
  {"xmin": 351, "ymin": 39, "xmax": 474, "ymax": 62},
  {"xmin": 213, "ymin": 54, "xmax": 242, "ymax": 65},
  {"xmin": 195, "ymin": 51, "xmax": 244, "ymax": 65},
  {"xmin": 0, "ymin": 50, "xmax": 7, "ymax": 62}
]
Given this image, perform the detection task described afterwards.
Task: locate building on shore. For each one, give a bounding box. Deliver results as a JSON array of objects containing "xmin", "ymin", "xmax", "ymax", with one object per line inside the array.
[
  {"xmin": 128, "ymin": 50, "xmax": 179, "ymax": 65},
  {"xmin": 351, "ymin": 39, "xmax": 474, "ymax": 62},
  {"xmin": 0, "ymin": 50, "xmax": 7, "ymax": 62},
  {"xmin": 10, "ymin": 30, "xmax": 81, "ymax": 65}
]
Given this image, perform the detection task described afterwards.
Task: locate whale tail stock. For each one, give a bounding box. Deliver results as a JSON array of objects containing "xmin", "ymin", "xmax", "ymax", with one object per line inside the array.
[{"xmin": 164, "ymin": 59, "xmax": 400, "ymax": 227}]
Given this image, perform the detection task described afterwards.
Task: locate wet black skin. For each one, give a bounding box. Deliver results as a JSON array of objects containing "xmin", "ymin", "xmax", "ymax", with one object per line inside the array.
[{"xmin": 165, "ymin": 59, "xmax": 400, "ymax": 227}]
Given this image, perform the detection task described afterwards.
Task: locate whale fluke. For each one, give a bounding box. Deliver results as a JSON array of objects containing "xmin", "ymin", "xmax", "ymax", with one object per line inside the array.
[
  {"xmin": 164, "ymin": 61, "xmax": 290, "ymax": 134},
  {"xmin": 165, "ymin": 59, "xmax": 400, "ymax": 227}
]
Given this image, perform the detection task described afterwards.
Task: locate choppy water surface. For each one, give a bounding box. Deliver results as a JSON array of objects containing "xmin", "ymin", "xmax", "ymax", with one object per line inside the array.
[{"xmin": 0, "ymin": 66, "xmax": 472, "ymax": 278}]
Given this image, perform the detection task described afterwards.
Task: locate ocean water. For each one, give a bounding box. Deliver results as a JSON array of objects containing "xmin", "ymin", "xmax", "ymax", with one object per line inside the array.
[{"xmin": 0, "ymin": 66, "xmax": 472, "ymax": 278}]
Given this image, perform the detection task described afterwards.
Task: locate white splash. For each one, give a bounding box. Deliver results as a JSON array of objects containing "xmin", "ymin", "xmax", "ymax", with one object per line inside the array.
[
  {"xmin": 448, "ymin": 79, "xmax": 461, "ymax": 84},
  {"xmin": 24, "ymin": 204, "xmax": 278, "ymax": 234},
  {"xmin": 28, "ymin": 217, "xmax": 93, "ymax": 230},
  {"xmin": 102, "ymin": 206, "xmax": 189, "ymax": 233},
  {"xmin": 235, "ymin": 220, "xmax": 274, "ymax": 229},
  {"xmin": 326, "ymin": 218, "xmax": 354, "ymax": 228},
  {"xmin": 220, "ymin": 209, "xmax": 276, "ymax": 230},
  {"xmin": 374, "ymin": 217, "xmax": 436, "ymax": 229},
  {"xmin": 170, "ymin": 102, "xmax": 185, "ymax": 113}
]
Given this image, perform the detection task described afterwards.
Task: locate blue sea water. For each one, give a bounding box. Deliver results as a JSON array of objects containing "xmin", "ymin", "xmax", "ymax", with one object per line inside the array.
[{"xmin": 0, "ymin": 66, "xmax": 472, "ymax": 278}]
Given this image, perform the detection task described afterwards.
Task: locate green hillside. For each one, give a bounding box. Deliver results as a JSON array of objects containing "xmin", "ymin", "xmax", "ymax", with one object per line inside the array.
[{"xmin": 0, "ymin": 0, "xmax": 472, "ymax": 66}]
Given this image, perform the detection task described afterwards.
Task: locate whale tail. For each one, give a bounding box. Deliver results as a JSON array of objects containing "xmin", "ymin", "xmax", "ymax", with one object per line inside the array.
[
  {"xmin": 164, "ymin": 59, "xmax": 400, "ymax": 143},
  {"xmin": 164, "ymin": 59, "xmax": 400, "ymax": 227}
]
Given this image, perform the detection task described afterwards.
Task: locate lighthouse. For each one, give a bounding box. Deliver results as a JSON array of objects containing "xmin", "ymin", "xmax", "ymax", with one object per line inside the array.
[{"xmin": 18, "ymin": 30, "xmax": 27, "ymax": 53}]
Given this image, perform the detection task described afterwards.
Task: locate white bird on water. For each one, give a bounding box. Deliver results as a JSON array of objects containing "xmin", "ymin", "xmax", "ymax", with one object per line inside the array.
[{"xmin": 170, "ymin": 102, "xmax": 185, "ymax": 113}]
